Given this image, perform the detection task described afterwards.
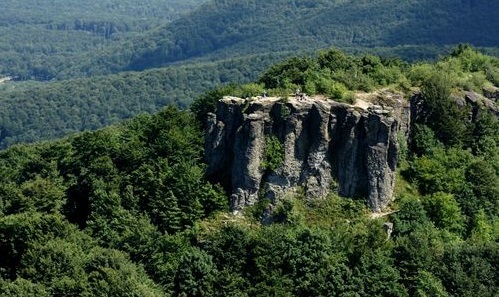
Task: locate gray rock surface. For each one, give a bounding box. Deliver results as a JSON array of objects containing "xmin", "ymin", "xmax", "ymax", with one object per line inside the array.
[
  {"xmin": 464, "ymin": 91, "xmax": 499, "ymax": 119},
  {"xmin": 206, "ymin": 93, "xmax": 409, "ymax": 213},
  {"xmin": 483, "ymin": 85, "xmax": 499, "ymax": 101}
]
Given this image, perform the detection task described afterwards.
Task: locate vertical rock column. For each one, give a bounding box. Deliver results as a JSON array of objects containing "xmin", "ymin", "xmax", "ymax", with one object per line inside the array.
[
  {"xmin": 230, "ymin": 113, "xmax": 267, "ymax": 211},
  {"xmin": 331, "ymin": 108, "xmax": 367, "ymax": 198},
  {"xmin": 365, "ymin": 112, "xmax": 398, "ymax": 212}
]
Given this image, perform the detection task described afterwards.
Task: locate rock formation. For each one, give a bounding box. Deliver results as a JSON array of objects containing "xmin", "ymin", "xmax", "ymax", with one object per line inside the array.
[
  {"xmin": 464, "ymin": 91, "xmax": 499, "ymax": 119},
  {"xmin": 205, "ymin": 91, "xmax": 410, "ymax": 213}
]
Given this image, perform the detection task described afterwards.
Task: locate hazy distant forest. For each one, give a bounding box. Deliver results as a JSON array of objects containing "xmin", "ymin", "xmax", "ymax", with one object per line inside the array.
[{"xmin": 0, "ymin": 0, "xmax": 498, "ymax": 296}]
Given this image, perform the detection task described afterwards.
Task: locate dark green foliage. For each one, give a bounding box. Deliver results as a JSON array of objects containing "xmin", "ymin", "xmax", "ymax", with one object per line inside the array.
[
  {"xmin": 0, "ymin": 54, "xmax": 281, "ymax": 148},
  {"xmin": 0, "ymin": 278, "xmax": 50, "ymax": 297},
  {"xmin": 318, "ymin": 48, "xmax": 357, "ymax": 72},
  {"xmin": 201, "ymin": 225, "xmax": 251, "ymax": 276},
  {"xmin": 174, "ymin": 248, "xmax": 217, "ymax": 297},
  {"xmin": 449, "ymin": 44, "xmax": 495, "ymax": 73},
  {"xmin": 0, "ymin": 213, "xmax": 77, "ymax": 279},
  {"xmin": 270, "ymin": 197, "xmax": 303, "ymax": 225},
  {"xmin": 406, "ymin": 134, "xmax": 498, "ymax": 232},
  {"xmin": 60, "ymin": 107, "xmax": 226, "ymax": 235},
  {"xmin": 0, "ymin": 0, "xmax": 498, "ymax": 153},
  {"xmin": 407, "ymin": 147, "xmax": 473, "ymax": 195},
  {"xmin": 258, "ymin": 57, "xmax": 318, "ymax": 89},
  {"xmin": 244, "ymin": 226, "xmax": 352, "ymax": 296},
  {"xmin": 261, "ymin": 135, "xmax": 285, "ymax": 172},
  {"xmin": 437, "ymin": 243, "xmax": 498, "ymax": 297},
  {"xmin": 256, "ymin": 48, "xmax": 409, "ymax": 98},
  {"xmin": 420, "ymin": 73, "xmax": 470, "ymax": 146},
  {"xmin": 2, "ymin": 46, "xmax": 497, "ymax": 151},
  {"xmin": 0, "ymin": 105, "xmax": 228, "ymax": 295},
  {"xmin": 410, "ymin": 124, "xmax": 443, "ymax": 156},
  {"xmin": 464, "ymin": 160, "xmax": 499, "ymax": 218},
  {"xmin": 470, "ymin": 111, "xmax": 499, "ymax": 157},
  {"xmin": 0, "ymin": 0, "xmax": 206, "ymax": 80},
  {"xmin": 422, "ymin": 192, "xmax": 464, "ymax": 233},
  {"xmin": 85, "ymin": 0, "xmax": 499, "ymax": 77},
  {"xmin": 403, "ymin": 48, "xmax": 498, "ymax": 241},
  {"xmin": 392, "ymin": 195, "xmax": 430, "ymax": 236},
  {"xmin": 2, "ymin": 0, "xmax": 499, "ymax": 81},
  {"xmin": 394, "ymin": 231, "xmax": 438, "ymax": 295},
  {"xmin": 352, "ymin": 250, "xmax": 408, "ymax": 297}
]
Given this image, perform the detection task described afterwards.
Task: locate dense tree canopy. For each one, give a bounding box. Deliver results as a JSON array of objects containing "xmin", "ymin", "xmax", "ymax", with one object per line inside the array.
[
  {"xmin": 87, "ymin": 0, "xmax": 499, "ymax": 75},
  {"xmin": 1, "ymin": 0, "xmax": 498, "ymax": 152},
  {"xmin": 0, "ymin": 53, "xmax": 287, "ymax": 149},
  {"xmin": 0, "ymin": 0, "xmax": 207, "ymax": 80},
  {"xmin": 1, "ymin": 0, "xmax": 498, "ymax": 81}
]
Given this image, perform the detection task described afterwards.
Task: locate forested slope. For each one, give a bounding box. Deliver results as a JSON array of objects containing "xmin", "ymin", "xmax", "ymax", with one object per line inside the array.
[
  {"xmin": 88, "ymin": 0, "xmax": 499, "ymax": 74},
  {"xmin": 0, "ymin": 47, "xmax": 497, "ymax": 296},
  {"xmin": 0, "ymin": 0, "xmax": 207, "ymax": 80},
  {"xmin": 1, "ymin": 0, "xmax": 499, "ymax": 150},
  {"xmin": 3, "ymin": 0, "xmax": 498, "ymax": 80},
  {"xmin": 0, "ymin": 52, "xmax": 288, "ymax": 148}
]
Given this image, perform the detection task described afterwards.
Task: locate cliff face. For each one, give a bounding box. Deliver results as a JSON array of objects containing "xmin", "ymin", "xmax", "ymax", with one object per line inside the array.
[{"xmin": 205, "ymin": 92, "xmax": 410, "ymax": 213}]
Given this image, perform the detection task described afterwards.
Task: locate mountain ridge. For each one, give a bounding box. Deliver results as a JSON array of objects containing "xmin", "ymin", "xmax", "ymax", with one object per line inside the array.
[{"xmin": 95, "ymin": 0, "xmax": 499, "ymax": 73}]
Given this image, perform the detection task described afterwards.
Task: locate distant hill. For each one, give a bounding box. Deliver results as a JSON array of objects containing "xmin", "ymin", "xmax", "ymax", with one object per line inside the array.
[
  {"xmin": 87, "ymin": 0, "xmax": 499, "ymax": 73},
  {"xmin": 0, "ymin": 52, "xmax": 288, "ymax": 148},
  {"xmin": 2, "ymin": 0, "xmax": 498, "ymax": 80},
  {"xmin": 1, "ymin": 0, "xmax": 498, "ymax": 148},
  {"xmin": 0, "ymin": 0, "xmax": 207, "ymax": 80}
]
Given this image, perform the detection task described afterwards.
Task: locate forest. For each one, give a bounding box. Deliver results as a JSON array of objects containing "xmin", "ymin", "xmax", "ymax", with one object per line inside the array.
[
  {"xmin": 0, "ymin": 0, "xmax": 498, "ymax": 295},
  {"xmin": 41, "ymin": 0, "xmax": 499, "ymax": 78},
  {"xmin": 0, "ymin": 0, "xmax": 207, "ymax": 80},
  {"xmin": 2, "ymin": 0, "xmax": 499, "ymax": 81},
  {"xmin": 0, "ymin": 46, "xmax": 497, "ymax": 296},
  {"xmin": 0, "ymin": 52, "xmax": 289, "ymax": 149}
]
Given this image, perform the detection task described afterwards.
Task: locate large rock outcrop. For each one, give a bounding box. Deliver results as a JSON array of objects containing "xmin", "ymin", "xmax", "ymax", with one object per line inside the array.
[{"xmin": 205, "ymin": 92, "xmax": 410, "ymax": 213}]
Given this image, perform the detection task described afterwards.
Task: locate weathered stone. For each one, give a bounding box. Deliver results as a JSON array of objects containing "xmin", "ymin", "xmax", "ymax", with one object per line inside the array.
[
  {"xmin": 452, "ymin": 95, "xmax": 467, "ymax": 107},
  {"xmin": 206, "ymin": 94, "xmax": 409, "ymax": 213},
  {"xmin": 464, "ymin": 91, "xmax": 483, "ymax": 104},
  {"xmin": 483, "ymin": 85, "xmax": 499, "ymax": 101},
  {"xmin": 464, "ymin": 91, "xmax": 499, "ymax": 118},
  {"xmin": 383, "ymin": 222, "xmax": 394, "ymax": 240}
]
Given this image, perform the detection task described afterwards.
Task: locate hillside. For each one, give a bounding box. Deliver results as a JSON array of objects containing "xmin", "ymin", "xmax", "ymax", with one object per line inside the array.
[
  {"xmin": 0, "ymin": 0, "xmax": 207, "ymax": 80},
  {"xmin": 86, "ymin": 0, "xmax": 499, "ymax": 74},
  {"xmin": 1, "ymin": 0, "xmax": 499, "ymax": 149},
  {"xmin": 0, "ymin": 52, "xmax": 289, "ymax": 148},
  {"xmin": 4, "ymin": 0, "xmax": 498, "ymax": 81},
  {"xmin": 0, "ymin": 48, "xmax": 497, "ymax": 296}
]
